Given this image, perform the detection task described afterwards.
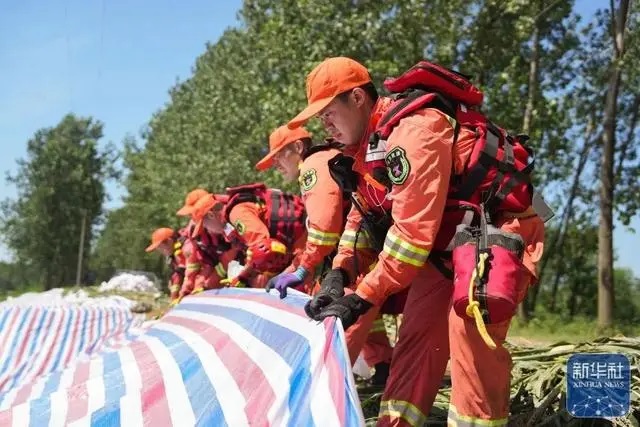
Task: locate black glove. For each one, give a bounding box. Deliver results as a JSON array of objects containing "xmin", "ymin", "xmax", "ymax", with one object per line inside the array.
[
  {"xmin": 313, "ymin": 294, "xmax": 373, "ymax": 330},
  {"xmin": 304, "ymin": 268, "xmax": 348, "ymax": 318}
]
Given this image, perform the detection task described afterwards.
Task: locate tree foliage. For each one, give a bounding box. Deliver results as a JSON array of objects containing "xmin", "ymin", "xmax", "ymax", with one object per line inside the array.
[
  {"xmin": 2, "ymin": 1, "xmax": 638, "ymax": 325},
  {"xmin": 1, "ymin": 114, "xmax": 118, "ymax": 289}
]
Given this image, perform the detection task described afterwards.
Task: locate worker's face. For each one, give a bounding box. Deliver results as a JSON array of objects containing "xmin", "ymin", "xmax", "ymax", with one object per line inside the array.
[
  {"xmin": 318, "ymin": 88, "xmax": 369, "ymax": 146},
  {"xmin": 203, "ymin": 211, "xmax": 224, "ymax": 234},
  {"xmin": 156, "ymin": 241, "xmax": 173, "ymax": 257},
  {"xmin": 273, "ymin": 143, "xmax": 302, "ymax": 182}
]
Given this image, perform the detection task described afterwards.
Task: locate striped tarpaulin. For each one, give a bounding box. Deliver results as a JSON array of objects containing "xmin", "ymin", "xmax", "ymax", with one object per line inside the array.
[
  {"xmin": 0, "ymin": 298, "xmax": 143, "ymax": 406},
  {"xmin": 0, "ymin": 288, "xmax": 364, "ymax": 426}
]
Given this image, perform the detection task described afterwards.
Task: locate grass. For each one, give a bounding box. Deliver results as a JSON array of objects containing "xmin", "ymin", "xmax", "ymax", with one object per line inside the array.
[{"xmin": 508, "ymin": 313, "xmax": 640, "ymax": 344}]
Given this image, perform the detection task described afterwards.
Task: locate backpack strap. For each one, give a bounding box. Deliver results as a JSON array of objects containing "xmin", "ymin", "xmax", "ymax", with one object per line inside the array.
[
  {"xmin": 371, "ymin": 89, "xmax": 459, "ymax": 148},
  {"xmin": 451, "ymin": 124, "xmax": 535, "ymax": 213},
  {"xmin": 301, "ymin": 139, "xmax": 344, "ymax": 160},
  {"xmin": 224, "ymin": 190, "xmax": 263, "ymax": 222}
]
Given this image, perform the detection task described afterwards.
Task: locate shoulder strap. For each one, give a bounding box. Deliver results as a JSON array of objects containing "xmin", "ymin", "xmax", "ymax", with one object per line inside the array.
[
  {"xmin": 301, "ymin": 139, "xmax": 344, "ymax": 160},
  {"xmin": 372, "ymin": 89, "xmax": 458, "ymax": 146},
  {"xmin": 224, "ymin": 189, "xmax": 264, "ymax": 222}
]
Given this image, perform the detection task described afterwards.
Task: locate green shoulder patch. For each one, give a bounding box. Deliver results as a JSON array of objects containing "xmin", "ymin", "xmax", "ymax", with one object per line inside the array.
[
  {"xmin": 234, "ymin": 220, "xmax": 246, "ymax": 235},
  {"xmin": 385, "ymin": 146, "xmax": 411, "ymax": 185},
  {"xmin": 299, "ymin": 168, "xmax": 318, "ymax": 192}
]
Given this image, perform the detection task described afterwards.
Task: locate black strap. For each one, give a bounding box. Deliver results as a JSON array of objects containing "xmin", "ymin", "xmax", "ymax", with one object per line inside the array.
[
  {"xmin": 429, "ymin": 251, "xmax": 453, "ymax": 280},
  {"xmin": 475, "ymin": 205, "xmax": 491, "ymax": 324},
  {"xmin": 328, "ymin": 153, "xmax": 359, "ymax": 194},
  {"xmin": 452, "ymin": 126, "xmax": 500, "ymax": 200},
  {"xmin": 301, "ymin": 139, "xmax": 344, "ymax": 160},
  {"xmin": 225, "ymin": 191, "xmax": 262, "ymax": 222},
  {"xmin": 373, "ymin": 89, "xmax": 458, "ymax": 148}
]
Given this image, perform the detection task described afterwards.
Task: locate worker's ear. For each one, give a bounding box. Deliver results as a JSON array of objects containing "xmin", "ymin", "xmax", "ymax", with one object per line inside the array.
[{"xmin": 293, "ymin": 140, "xmax": 305, "ymax": 155}]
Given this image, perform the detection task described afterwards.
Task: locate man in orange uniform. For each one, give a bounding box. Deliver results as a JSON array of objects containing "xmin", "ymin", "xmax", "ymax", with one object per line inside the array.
[
  {"xmin": 176, "ymin": 188, "xmax": 240, "ymax": 297},
  {"xmin": 288, "ymin": 57, "xmax": 545, "ymax": 426},
  {"xmin": 145, "ymin": 227, "xmax": 189, "ymax": 304},
  {"xmin": 255, "ymin": 123, "xmax": 393, "ymax": 384},
  {"xmin": 190, "ymin": 192, "xmax": 291, "ymax": 287},
  {"xmin": 255, "ymin": 125, "xmax": 346, "ymax": 296}
]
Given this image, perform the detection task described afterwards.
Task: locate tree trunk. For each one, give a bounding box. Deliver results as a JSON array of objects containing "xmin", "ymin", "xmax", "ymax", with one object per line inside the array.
[
  {"xmin": 598, "ymin": 0, "xmax": 630, "ymax": 329},
  {"xmin": 530, "ymin": 118, "xmax": 595, "ymax": 312},
  {"xmin": 517, "ymin": 4, "xmax": 541, "ymax": 322}
]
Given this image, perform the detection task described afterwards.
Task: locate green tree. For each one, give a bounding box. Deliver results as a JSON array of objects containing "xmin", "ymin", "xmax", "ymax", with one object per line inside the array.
[{"xmin": 0, "ymin": 114, "xmax": 118, "ymax": 290}]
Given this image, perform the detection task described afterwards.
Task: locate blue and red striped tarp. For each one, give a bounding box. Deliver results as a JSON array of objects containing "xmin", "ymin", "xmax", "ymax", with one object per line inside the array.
[
  {"xmin": 0, "ymin": 298, "xmax": 143, "ymax": 403},
  {"xmin": 0, "ymin": 288, "xmax": 364, "ymax": 426}
]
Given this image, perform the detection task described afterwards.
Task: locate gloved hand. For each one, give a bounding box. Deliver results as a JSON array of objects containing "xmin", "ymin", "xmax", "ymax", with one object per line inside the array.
[
  {"xmin": 312, "ymin": 293, "xmax": 373, "ymax": 330},
  {"xmin": 220, "ymin": 275, "xmax": 247, "ymax": 287},
  {"xmin": 220, "ymin": 266, "xmax": 252, "ymax": 287},
  {"xmin": 304, "ymin": 268, "xmax": 348, "ymax": 319},
  {"xmin": 266, "ymin": 267, "xmax": 308, "ymax": 299}
]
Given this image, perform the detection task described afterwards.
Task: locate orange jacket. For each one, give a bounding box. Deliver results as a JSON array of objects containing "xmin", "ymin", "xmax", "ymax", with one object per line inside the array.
[
  {"xmin": 294, "ymin": 147, "xmax": 348, "ymax": 272},
  {"xmin": 344, "ymin": 98, "xmax": 545, "ymax": 307},
  {"xmin": 333, "ymin": 99, "xmax": 459, "ymax": 306},
  {"xmin": 228, "ymin": 202, "xmax": 307, "ymax": 273},
  {"xmin": 182, "ymin": 226, "xmax": 239, "ymax": 295}
]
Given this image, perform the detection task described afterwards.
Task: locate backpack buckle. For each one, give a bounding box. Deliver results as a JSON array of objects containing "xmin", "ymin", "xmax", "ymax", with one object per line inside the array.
[{"xmin": 369, "ymin": 132, "xmax": 380, "ymax": 149}]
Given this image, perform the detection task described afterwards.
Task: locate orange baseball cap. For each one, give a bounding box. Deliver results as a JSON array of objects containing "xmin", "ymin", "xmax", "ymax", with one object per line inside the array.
[
  {"xmin": 255, "ymin": 125, "xmax": 311, "ymax": 171},
  {"xmin": 145, "ymin": 227, "xmax": 174, "ymax": 252},
  {"xmin": 288, "ymin": 57, "xmax": 372, "ymax": 129},
  {"xmin": 190, "ymin": 193, "xmax": 224, "ymax": 238},
  {"xmin": 177, "ymin": 188, "xmax": 209, "ymax": 216}
]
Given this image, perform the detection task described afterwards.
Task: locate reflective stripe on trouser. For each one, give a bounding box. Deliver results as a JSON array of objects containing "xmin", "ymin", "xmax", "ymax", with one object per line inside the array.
[
  {"xmin": 214, "ymin": 262, "xmax": 226, "ymax": 278},
  {"xmin": 447, "ymin": 274, "xmax": 531, "ymax": 426},
  {"xmin": 363, "ymin": 314, "xmax": 393, "ymax": 366},
  {"xmin": 339, "ymin": 229, "xmax": 372, "ymax": 249},
  {"xmin": 343, "ymin": 287, "xmax": 380, "ymax": 365},
  {"xmin": 378, "ymin": 400, "xmax": 426, "ymax": 427},
  {"xmin": 370, "ymin": 317, "xmax": 386, "ymax": 334},
  {"xmin": 307, "ymin": 227, "xmax": 340, "ymax": 246},
  {"xmin": 377, "ymin": 263, "xmax": 451, "ymax": 427},
  {"xmin": 186, "ymin": 262, "xmax": 201, "ymax": 272},
  {"xmin": 447, "ymin": 405, "xmax": 507, "ymax": 427},
  {"xmin": 383, "ymin": 230, "xmax": 429, "ymax": 267}
]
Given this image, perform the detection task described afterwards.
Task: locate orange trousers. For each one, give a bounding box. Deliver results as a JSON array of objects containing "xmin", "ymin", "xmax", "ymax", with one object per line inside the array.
[
  {"xmin": 376, "ymin": 214, "xmax": 544, "ymax": 427},
  {"xmin": 343, "ymin": 294, "xmax": 393, "ymax": 367}
]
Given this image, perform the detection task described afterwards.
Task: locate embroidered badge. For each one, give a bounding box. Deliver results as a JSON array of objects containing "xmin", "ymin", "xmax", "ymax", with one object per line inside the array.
[
  {"xmin": 234, "ymin": 220, "xmax": 246, "ymax": 235},
  {"xmin": 299, "ymin": 168, "xmax": 318, "ymax": 192},
  {"xmin": 385, "ymin": 147, "xmax": 411, "ymax": 185}
]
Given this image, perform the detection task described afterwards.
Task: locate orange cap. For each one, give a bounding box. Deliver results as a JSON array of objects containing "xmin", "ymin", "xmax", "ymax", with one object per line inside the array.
[
  {"xmin": 288, "ymin": 57, "xmax": 372, "ymax": 129},
  {"xmin": 255, "ymin": 125, "xmax": 311, "ymax": 171},
  {"xmin": 190, "ymin": 193, "xmax": 224, "ymax": 238},
  {"xmin": 177, "ymin": 188, "xmax": 209, "ymax": 216},
  {"xmin": 145, "ymin": 227, "xmax": 174, "ymax": 252}
]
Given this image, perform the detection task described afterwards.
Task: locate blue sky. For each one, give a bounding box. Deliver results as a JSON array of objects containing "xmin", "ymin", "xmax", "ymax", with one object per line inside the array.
[{"xmin": 0, "ymin": 0, "xmax": 638, "ymax": 276}]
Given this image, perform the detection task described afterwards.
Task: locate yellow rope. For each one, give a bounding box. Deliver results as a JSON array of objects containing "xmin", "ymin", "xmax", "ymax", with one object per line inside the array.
[{"xmin": 465, "ymin": 252, "xmax": 497, "ymax": 350}]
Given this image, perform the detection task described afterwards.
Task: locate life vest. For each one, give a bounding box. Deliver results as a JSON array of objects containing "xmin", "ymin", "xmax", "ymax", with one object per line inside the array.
[
  {"xmin": 368, "ymin": 60, "xmax": 550, "ymax": 346},
  {"xmin": 187, "ymin": 221, "xmax": 233, "ymax": 267},
  {"xmin": 222, "ymin": 183, "xmax": 306, "ymax": 250},
  {"xmin": 360, "ymin": 61, "xmax": 538, "ymax": 252}
]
